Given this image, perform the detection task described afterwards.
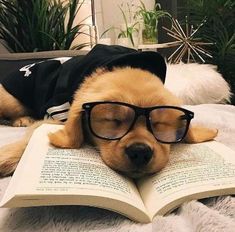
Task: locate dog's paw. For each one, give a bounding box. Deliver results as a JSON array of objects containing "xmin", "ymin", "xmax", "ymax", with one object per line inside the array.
[
  {"xmin": 0, "ymin": 141, "xmax": 25, "ymax": 177},
  {"xmin": 0, "ymin": 145, "xmax": 19, "ymax": 177},
  {"xmin": 0, "ymin": 156, "xmax": 18, "ymax": 177},
  {"xmin": 12, "ymin": 116, "xmax": 35, "ymax": 127}
]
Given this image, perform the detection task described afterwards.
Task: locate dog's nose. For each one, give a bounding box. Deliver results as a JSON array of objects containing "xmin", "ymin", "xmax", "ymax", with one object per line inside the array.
[{"xmin": 125, "ymin": 143, "xmax": 153, "ymax": 167}]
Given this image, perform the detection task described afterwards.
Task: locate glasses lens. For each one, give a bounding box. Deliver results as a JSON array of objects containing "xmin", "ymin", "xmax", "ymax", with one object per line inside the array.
[
  {"xmin": 90, "ymin": 103, "xmax": 135, "ymax": 139},
  {"xmin": 150, "ymin": 108, "xmax": 189, "ymax": 143}
]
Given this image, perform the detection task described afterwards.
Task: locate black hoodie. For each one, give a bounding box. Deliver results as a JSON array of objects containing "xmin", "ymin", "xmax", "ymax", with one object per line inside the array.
[{"xmin": 1, "ymin": 44, "xmax": 166, "ymax": 121}]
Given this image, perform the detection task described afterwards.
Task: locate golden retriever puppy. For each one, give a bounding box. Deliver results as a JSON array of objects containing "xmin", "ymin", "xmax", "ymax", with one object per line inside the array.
[
  {"xmin": 48, "ymin": 68, "xmax": 217, "ymax": 178},
  {"xmin": 0, "ymin": 67, "xmax": 217, "ymax": 178},
  {"xmin": 0, "ymin": 45, "xmax": 218, "ymax": 177}
]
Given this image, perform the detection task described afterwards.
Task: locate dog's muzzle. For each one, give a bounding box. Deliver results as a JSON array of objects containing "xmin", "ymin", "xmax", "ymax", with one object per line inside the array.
[{"xmin": 125, "ymin": 143, "xmax": 153, "ymax": 167}]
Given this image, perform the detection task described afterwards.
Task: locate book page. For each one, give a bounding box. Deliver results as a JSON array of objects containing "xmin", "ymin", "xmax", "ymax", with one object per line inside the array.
[
  {"xmin": 1, "ymin": 124, "xmax": 150, "ymax": 223},
  {"xmin": 137, "ymin": 142, "xmax": 235, "ymax": 219}
]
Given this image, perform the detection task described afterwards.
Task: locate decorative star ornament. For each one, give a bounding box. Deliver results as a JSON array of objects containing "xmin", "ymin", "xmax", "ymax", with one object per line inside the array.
[{"xmin": 162, "ymin": 17, "xmax": 213, "ymax": 64}]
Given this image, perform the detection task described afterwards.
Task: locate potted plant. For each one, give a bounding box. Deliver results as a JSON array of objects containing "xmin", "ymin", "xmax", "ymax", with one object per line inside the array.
[
  {"xmin": 100, "ymin": 2, "xmax": 139, "ymax": 48},
  {"xmin": 0, "ymin": 0, "xmax": 90, "ymax": 52},
  {"xmin": 116, "ymin": 5, "xmax": 139, "ymax": 48},
  {"xmin": 135, "ymin": 0, "xmax": 171, "ymax": 44}
]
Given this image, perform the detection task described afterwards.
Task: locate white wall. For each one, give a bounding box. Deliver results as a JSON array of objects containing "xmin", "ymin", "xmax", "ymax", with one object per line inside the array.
[
  {"xmin": 70, "ymin": 0, "xmax": 93, "ymax": 47},
  {"xmin": 70, "ymin": 0, "xmax": 155, "ymax": 46},
  {"xmin": 95, "ymin": 0, "xmax": 155, "ymax": 44}
]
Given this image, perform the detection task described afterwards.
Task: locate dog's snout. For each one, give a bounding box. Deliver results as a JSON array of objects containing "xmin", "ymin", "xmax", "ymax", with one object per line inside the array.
[{"xmin": 125, "ymin": 143, "xmax": 153, "ymax": 167}]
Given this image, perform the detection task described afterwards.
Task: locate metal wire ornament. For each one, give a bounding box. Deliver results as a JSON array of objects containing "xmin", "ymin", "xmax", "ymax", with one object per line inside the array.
[{"xmin": 162, "ymin": 17, "xmax": 213, "ymax": 64}]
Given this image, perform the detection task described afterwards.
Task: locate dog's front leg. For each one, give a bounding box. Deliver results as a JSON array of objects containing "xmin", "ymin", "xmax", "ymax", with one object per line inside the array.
[
  {"xmin": 0, "ymin": 139, "xmax": 28, "ymax": 176},
  {"xmin": 0, "ymin": 119, "xmax": 62, "ymax": 176}
]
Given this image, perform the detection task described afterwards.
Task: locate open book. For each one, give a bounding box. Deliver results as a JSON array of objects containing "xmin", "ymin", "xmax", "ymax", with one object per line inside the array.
[{"xmin": 1, "ymin": 124, "xmax": 235, "ymax": 223}]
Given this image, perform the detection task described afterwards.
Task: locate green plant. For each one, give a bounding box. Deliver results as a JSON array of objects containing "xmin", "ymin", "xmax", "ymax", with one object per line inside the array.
[
  {"xmin": 135, "ymin": 0, "xmax": 171, "ymax": 44},
  {"xmin": 0, "ymin": 0, "xmax": 90, "ymax": 52},
  {"xmin": 117, "ymin": 5, "xmax": 139, "ymax": 46},
  {"xmin": 101, "ymin": 2, "xmax": 139, "ymax": 47},
  {"xmin": 178, "ymin": 0, "xmax": 235, "ymax": 103}
]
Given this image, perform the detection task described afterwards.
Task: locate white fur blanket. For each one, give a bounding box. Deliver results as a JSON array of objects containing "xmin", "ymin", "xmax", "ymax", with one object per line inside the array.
[{"xmin": 0, "ymin": 104, "xmax": 235, "ymax": 232}]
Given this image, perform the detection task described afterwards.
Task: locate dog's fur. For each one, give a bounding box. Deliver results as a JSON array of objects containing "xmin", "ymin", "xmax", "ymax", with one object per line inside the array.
[{"xmin": 0, "ymin": 67, "xmax": 218, "ymax": 177}]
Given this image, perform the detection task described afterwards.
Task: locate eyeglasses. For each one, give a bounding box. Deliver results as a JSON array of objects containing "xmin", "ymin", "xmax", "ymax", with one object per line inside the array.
[{"xmin": 82, "ymin": 101, "xmax": 194, "ymax": 144}]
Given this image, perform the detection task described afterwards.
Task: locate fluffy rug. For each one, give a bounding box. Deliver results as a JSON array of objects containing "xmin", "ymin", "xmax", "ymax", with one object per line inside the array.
[
  {"xmin": 0, "ymin": 104, "xmax": 235, "ymax": 231},
  {"xmin": 165, "ymin": 63, "xmax": 232, "ymax": 105}
]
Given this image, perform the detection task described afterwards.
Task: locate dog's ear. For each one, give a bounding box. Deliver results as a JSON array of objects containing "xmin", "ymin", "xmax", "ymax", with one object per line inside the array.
[
  {"xmin": 48, "ymin": 106, "xmax": 83, "ymax": 149},
  {"xmin": 184, "ymin": 126, "xmax": 218, "ymax": 143}
]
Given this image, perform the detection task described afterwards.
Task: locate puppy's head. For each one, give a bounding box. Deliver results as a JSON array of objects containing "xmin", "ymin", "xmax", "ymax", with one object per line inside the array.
[{"xmin": 49, "ymin": 67, "xmax": 217, "ymax": 178}]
